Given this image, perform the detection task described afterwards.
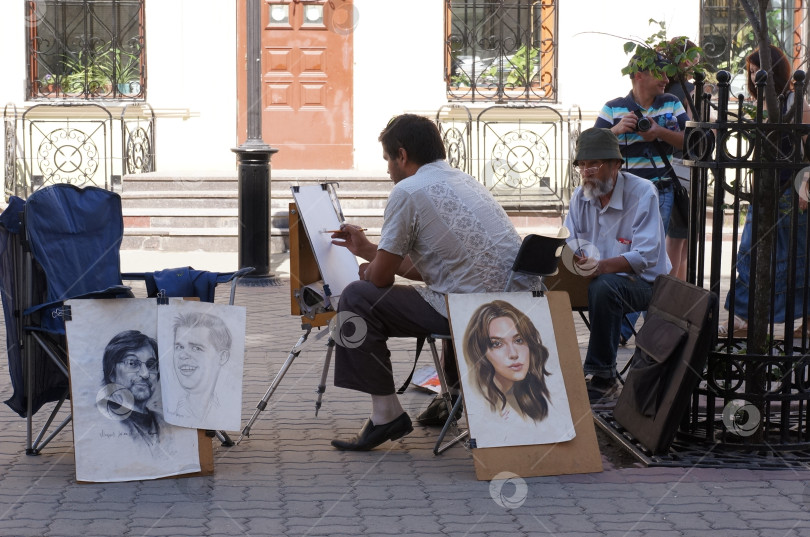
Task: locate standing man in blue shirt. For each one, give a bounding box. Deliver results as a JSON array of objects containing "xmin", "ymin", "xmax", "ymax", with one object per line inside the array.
[
  {"xmin": 595, "ymin": 54, "xmax": 687, "ymax": 343},
  {"xmin": 564, "ymin": 128, "xmax": 670, "ymax": 404}
]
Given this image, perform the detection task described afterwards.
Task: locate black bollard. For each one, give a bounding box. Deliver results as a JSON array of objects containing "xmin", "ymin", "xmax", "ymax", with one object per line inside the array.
[
  {"xmin": 233, "ymin": 142, "xmax": 277, "ymax": 281},
  {"xmin": 233, "ymin": 0, "xmax": 280, "ymax": 285}
]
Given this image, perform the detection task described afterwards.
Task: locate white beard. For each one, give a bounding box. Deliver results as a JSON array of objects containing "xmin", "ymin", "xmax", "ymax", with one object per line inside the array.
[{"xmin": 581, "ymin": 177, "xmax": 614, "ymax": 201}]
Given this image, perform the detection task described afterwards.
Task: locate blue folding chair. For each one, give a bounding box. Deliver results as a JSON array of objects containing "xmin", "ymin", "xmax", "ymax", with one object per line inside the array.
[{"xmin": 15, "ymin": 185, "xmax": 132, "ymax": 454}]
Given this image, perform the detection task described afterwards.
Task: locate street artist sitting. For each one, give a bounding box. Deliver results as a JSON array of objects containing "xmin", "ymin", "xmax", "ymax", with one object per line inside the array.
[
  {"xmin": 563, "ymin": 128, "xmax": 670, "ymax": 405},
  {"xmin": 328, "ymin": 114, "xmax": 533, "ymax": 451}
]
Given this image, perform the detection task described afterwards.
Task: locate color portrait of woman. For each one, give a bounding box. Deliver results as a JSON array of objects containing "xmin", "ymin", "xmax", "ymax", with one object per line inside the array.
[{"xmin": 463, "ymin": 299, "xmax": 552, "ymax": 423}]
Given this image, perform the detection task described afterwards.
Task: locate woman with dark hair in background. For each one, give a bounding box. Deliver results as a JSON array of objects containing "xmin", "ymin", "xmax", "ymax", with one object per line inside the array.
[{"xmin": 722, "ymin": 44, "xmax": 810, "ymax": 336}]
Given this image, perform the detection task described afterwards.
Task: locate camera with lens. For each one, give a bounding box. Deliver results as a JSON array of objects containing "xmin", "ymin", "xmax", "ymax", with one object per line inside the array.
[{"xmin": 633, "ymin": 109, "xmax": 652, "ymax": 132}]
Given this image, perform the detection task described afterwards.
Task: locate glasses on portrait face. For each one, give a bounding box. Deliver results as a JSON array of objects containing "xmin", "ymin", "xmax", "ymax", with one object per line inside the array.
[
  {"xmin": 120, "ymin": 357, "xmax": 158, "ymax": 373},
  {"xmin": 575, "ymin": 162, "xmax": 605, "ymax": 176}
]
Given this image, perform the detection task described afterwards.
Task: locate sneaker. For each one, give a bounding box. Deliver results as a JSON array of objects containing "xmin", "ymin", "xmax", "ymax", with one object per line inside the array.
[
  {"xmin": 416, "ymin": 394, "xmax": 462, "ymax": 427},
  {"xmin": 586, "ymin": 375, "xmax": 621, "ymax": 405}
]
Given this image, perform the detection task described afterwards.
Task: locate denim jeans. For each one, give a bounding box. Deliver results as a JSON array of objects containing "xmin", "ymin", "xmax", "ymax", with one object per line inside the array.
[
  {"xmin": 585, "ymin": 273, "xmax": 653, "ymax": 378},
  {"xmin": 620, "ymin": 182, "xmax": 673, "ymax": 341}
]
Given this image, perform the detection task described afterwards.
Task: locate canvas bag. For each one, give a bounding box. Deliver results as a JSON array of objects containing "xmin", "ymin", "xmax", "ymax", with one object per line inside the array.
[{"xmin": 613, "ymin": 275, "xmax": 717, "ymax": 454}]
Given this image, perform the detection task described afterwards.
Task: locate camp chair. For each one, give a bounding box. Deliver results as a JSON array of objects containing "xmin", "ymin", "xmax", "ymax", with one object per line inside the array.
[
  {"xmin": 14, "ymin": 184, "xmax": 133, "ymax": 454},
  {"xmin": 431, "ymin": 230, "xmax": 569, "ymax": 455}
]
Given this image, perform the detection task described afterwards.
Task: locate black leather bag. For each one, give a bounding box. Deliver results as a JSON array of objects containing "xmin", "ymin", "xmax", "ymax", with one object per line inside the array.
[{"xmin": 672, "ymin": 179, "xmax": 690, "ymax": 223}]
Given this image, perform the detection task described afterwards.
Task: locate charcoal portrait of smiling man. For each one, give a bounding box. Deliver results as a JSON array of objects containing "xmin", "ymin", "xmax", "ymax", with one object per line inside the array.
[{"xmin": 170, "ymin": 312, "xmax": 232, "ymax": 424}]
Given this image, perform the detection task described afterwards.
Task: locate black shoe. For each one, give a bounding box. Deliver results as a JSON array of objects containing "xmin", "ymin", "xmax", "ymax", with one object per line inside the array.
[
  {"xmin": 586, "ymin": 375, "xmax": 621, "ymax": 405},
  {"xmin": 331, "ymin": 413, "xmax": 413, "ymax": 451},
  {"xmin": 619, "ymin": 334, "xmax": 628, "ymax": 347},
  {"xmin": 416, "ymin": 394, "xmax": 462, "ymax": 427}
]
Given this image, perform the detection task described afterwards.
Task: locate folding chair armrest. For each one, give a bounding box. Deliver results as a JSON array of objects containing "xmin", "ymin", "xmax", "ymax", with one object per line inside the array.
[
  {"xmin": 122, "ymin": 267, "xmax": 255, "ymax": 285},
  {"xmin": 22, "ymin": 285, "xmax": 132, "ymax": 316},
  {"xmin": 120, "ymin": 271, "xmax": 147, "ymax": 282},
  {"xmin": 214, "ymin": 266, "xmax": 255, "ymax": 284}
]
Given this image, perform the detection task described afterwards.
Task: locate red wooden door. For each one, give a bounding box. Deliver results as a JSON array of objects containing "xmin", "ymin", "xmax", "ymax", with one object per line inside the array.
[{"xmin": 238, "ymin": 0, "xmax": 354, "ymax": 169}]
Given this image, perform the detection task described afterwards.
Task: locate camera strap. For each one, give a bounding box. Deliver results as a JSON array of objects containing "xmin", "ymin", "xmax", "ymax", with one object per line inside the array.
[{"xmin": 651, "ymin": 140, "xmax": 679, "ymax": 183}]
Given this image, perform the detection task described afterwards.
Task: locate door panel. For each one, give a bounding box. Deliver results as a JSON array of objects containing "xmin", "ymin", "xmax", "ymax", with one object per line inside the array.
[{"xmin": 239, "ymin": 0, "xmax": 354, "ymax": 169}]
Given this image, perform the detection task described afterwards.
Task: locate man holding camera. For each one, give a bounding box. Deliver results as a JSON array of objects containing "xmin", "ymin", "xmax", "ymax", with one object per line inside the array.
[
  {"xmin": 594, "ymin": 54, "xmax": 688, "ymax": 343},
  {"xmin": 594, "ymin": 54, "xmax": 688, "ymax": 232}
]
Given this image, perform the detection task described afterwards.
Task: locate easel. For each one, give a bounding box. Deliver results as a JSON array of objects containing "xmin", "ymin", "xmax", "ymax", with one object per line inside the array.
[{"xmin": 238, "ymin": 200, "xmax": 337, "ymax": 442}]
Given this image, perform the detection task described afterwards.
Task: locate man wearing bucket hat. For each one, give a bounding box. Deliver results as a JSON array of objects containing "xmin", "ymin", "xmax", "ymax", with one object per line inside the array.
[{"xmin": 563, "ymin": 128, "xmax": 670, "ymax": 404}]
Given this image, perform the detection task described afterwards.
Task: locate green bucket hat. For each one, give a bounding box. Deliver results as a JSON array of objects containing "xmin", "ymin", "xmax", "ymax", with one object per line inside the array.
[{"xmin": 573, "ymin": 128, "xmax": 624, "ymax": 165}]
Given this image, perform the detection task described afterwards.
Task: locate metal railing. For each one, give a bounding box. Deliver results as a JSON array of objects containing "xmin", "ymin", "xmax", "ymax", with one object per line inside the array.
[
  {"xmin": 436, "ymin": 103, "xmax": 580, "ymax": 212},
  {"xmin": 3, "ymin": 101, "xmax": 155, "ymax": 198}
]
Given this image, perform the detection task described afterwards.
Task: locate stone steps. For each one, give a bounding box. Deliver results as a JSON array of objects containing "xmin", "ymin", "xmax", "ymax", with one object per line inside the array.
[
  {"xmin": 120, "ymin": 173, "xmax": 393, "ymax": 252},
  {"xmin": 120, "ymin": 172, "xmax": 739, "ymax": 253}
]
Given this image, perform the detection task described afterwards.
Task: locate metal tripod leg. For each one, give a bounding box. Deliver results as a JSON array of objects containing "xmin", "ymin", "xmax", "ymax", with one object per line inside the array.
[
  {"xmin": 314, "ymin": 337, "xmax": 335, "ymax": 416},
  {"xmin": 433, "ymin": 396, "xmax": 468, "ymax": 455},
  {"xmin": 238, "ymin": 326, "xmax": 330, "ymax": 443},
  {"xmin": 426, "ymin": 334, "xmax": 469, "ymax": 455}
]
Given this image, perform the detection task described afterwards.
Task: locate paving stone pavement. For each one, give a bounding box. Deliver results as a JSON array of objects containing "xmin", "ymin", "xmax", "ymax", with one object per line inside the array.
[{"xmin": 1, "ymin": 272, "xmax": 810, "ymax": 537}]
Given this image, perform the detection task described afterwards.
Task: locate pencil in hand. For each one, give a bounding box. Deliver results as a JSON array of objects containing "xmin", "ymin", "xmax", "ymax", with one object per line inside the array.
[{"xmin": 320, "ymin": 227, "xmax": 367, "ymax": 233}]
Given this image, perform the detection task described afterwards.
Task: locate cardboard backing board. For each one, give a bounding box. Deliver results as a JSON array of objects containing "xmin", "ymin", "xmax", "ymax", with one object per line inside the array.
[
  {"xmin": 543, "ymin": 245, "xmax": 593, "ymax": 310},
  {"xmin": 466, "ymin": 291, "xmax": 602, "ymax": 480}
]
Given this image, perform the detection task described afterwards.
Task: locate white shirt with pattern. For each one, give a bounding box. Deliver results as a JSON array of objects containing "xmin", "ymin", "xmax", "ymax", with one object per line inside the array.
[{"xmin": 378, "ymin": 160, "xmax": 532, "ymax": 317}]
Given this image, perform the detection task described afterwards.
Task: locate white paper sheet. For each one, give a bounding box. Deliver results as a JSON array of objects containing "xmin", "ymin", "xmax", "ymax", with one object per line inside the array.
[
  {"xmin": 158, "ymin": 299, "xmax": 246, "ymax": 431},
  {"xmin": 292, "ymin": 184, "xmax": 359, "ymax": 298},
  {"xmin": 65, "ymin": 299, "xmax": 200, "ymax": 483}
]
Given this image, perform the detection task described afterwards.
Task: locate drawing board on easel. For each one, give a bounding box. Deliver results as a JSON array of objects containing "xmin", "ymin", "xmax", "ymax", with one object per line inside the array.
[{"xmin": 290, "ymin": 184, "xmax": 358, "ymax": 323}]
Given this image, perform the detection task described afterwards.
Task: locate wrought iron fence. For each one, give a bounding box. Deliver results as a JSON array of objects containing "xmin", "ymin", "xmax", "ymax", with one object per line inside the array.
[
  {"xmin": 435, "ymin": 103, "xmax": 580, "ymax": 212},
  {"xmin": 682, "ymin": 69, "xmax": 810, "ymax": 452},
  {"xmin": 3, "ymin": 102, "xmax": 155, "ymax": 198}
]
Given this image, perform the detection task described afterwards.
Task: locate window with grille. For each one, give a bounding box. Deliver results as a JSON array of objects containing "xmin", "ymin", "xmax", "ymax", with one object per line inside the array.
[
  {"xmin": 445, "ymin": 0, "xmax": 557, "ymax": 103},
  {"xmin": 26, "ymin": 0, "xmax": 146, "ymax": 100},
  {"xmin": 700, "ymin": 0, "xmax": 807, "ymax": 96}
]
